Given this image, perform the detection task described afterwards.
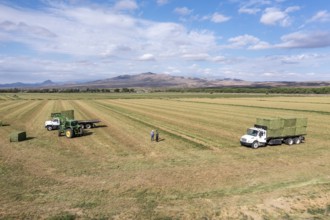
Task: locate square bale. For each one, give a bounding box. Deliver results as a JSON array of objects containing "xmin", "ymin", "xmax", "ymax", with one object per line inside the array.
[
  {"xmin": 10, "ymin": 131, "xmax": 27, "ymax": 142},
  {"xmin": 267, "ymin": 128, "xmax": 283, "ymax": 137},
  {"xmin": 256, "ymin": 118, "xmax": 284, "ymax": 129},
  {"xmin": 61, "ymin": 110, "xmax": 74, "ymax": 119},
  {"xmin": 295, "ymin": 127, "xmax": 307, "ymax": 135},
  {"xmin": 283, "ymin": 118, "xmax": 297, "ymax": 127},
  {"xmin": 296, "ymin": 117, "xmax": 308, "ymax": 127},
  {"xmin": 282, "ymin": 127, "xmax": 296, "ymax": 136}
]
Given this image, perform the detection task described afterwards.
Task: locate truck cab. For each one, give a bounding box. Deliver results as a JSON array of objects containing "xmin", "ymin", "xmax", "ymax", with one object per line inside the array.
[
  {"xmin": 240, "ymin": 127, "xmax": 267, "ymax": 148},
  {"xmin": 45, "ymin": 117, "xmax": 60, "ymax": 131}
]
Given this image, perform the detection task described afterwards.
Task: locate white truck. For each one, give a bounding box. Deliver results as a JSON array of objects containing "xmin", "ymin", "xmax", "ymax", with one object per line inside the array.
[
  {"xmin": 45, "ymin": 118, "xmax": 101, "ymax": 131},
  {"xmin": 240, "ymin": 117, "xmax": 307, "ymax": 149},
  {"xmin": 44, "ymin": 110, "xmax": 100, "ymax": 131}
]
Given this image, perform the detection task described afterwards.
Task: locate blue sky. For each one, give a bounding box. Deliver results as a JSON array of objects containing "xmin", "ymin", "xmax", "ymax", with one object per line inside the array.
[{"xmin": 0, "ymin": 0, "xmax": 330, "ymax": 83}]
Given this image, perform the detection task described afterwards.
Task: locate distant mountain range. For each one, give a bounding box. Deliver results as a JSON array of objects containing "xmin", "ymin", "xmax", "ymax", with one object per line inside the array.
[{"xmin": 1, "ymin": 72, "xmax": 330, "ymax": 89}]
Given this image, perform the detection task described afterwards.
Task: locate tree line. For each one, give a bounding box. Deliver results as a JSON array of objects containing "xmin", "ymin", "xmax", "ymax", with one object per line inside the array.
[
  {"xmin": 166, "ymin": 87, "xmax": 330, "ymax": 94},
  {"xmin": 0, "ymin": 88, "xmax": 136, "ymax": 93},
  {"xmin": 1, "ymin": 86, "xmax": 330, "ymax": 94}
]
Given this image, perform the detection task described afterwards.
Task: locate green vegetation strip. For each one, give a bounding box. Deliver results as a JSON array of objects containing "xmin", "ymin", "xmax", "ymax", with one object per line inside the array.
[
  {"xmin": 176, "ymin": 99, "xmax": 330, "ymax": 115},
  {"xmin": 94, "ymin": 101, "xmax": 209, "ymax": 150}
]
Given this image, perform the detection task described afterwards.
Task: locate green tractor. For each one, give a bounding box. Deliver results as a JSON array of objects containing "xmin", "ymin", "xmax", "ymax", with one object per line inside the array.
[{"xmin": 58, "ymin": 119, "xmax": 84, "ymax": 138}]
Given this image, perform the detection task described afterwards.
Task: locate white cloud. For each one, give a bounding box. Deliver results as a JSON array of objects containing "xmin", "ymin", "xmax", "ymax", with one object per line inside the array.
[
  {"xmin": 308, "ymin": 10, "xmax": 330, "ymax": 23},
  {"xmin": 156, "ymin": 0, "xmax": 169, "ymax": 6},
  {"xmin": 260, "ymin": 6, "xmax": 300, "ymax": 27},
  {"xmin": 174, "ymin": 7, "xmax": 193, "ymax": 16},
  {"xmin": 138, "ymin": 53, "xmax": 155, "ymax": 61},
  {"xmin": 276, "ymin": 31, "xmax": 330, "ymax": 49},
  {"xmin": 227, "ymin": 34, "xmax": 270, "ymax": 50},
  {"xmin": 182, "ymin": 53, "xmax": 210, "ymax": 61},
  {"xmin": 239, "ymin": 7, "xmax": 260, "ymax": 15},
  {"xmin": 113, "ymin": 0, "xmax": 138, "ymax": 11},
  {"xmin": 211, "ymin": 12, "xmax": 231, "ymax": 23}
]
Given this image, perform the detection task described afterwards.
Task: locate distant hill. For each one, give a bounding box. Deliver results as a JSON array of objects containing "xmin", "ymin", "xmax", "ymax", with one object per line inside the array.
[
  {"xmin": 0, "ymin": 80, "xmax": 56, "ymax": 88},
  {"xmin": 1, "ymin": 73, "xmax": 330, "ymax": 89},
  {"xmin": 64, "ymin": 72, "xmax": 251, "ymax": 88}
]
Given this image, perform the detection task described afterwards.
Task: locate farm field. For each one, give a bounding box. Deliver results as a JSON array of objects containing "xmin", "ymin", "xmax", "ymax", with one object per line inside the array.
[{"xmin": 0, "ymin": 93, "xmax": 329, "ymax": 219}]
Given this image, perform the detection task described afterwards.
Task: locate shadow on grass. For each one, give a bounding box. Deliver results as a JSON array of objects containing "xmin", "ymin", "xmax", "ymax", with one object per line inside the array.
[{"xmin": 94, "ymin": 124, "xmax": 108, "ymax": 128}]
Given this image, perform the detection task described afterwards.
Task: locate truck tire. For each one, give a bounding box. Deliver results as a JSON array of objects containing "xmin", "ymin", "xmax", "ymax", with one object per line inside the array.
[
  {"xmin": 78, "ymin": 127, "xmax": 84, "ymax": 136},
  {"xmin": 85, "ymin": 124, "xmax": 92, "ymax": 129},
  {"xmin": 65, "ymin": 129, "xmax": 73, "ymax": 138},
  {"xmin": 252, "ymin": 141, "xmax": 259, "ymax": 149},
  {"xmin": 294, "ymin": 137, "xmax": 301, "ymax": 144},
  {"xmin": 285, "ymin": 138, "xmax": 293, "ymax": 145},
  {"xmin": 80, "ymin": 124, "xmax": 84, "ymax": 129},
  {"xmin": 47, "ymin": 126, "xmax": 53, "ymax": 131}
]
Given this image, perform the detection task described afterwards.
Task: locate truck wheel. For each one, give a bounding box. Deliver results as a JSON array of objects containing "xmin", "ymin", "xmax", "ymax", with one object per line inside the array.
[
  {"xmin": 252, "ymin": 141, "xmax": 259, "ymax": 149},
  {"xmin": 80, "ymin": 124, "xmax": 84, "ymax": 129},
  {"xmin": 286, "ymin": 138, "xmax": 293, "ymax": 145},
  {"xmin": 78, "ymin": 127, "xmax": 84, "ymax": 136},
  {"xmin": 85, "ymin": 124, "xmax": 92, "ymax": 129},
  {"xmin": 65, "ymin": 129, "xmax": 73, "ymax": 138},
  {"xmin": 294, "ymin": 137, "xmax": 301, "ymax": 144},
  {"xmin": 47, "ymin": 126, "xmax": 53, "ymax": 131}
]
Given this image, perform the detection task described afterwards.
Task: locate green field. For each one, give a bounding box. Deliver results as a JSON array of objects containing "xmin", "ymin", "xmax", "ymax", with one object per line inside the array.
[{"xmin": 0, "ymin": 93, "xmax": 329, "ymax": 219}]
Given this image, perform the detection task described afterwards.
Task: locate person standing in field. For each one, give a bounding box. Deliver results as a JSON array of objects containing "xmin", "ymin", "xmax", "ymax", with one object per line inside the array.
[
  {"xmin": 155, "ymin": 130, "xmax": 159, "ymax": 142},
  {"xmin": 150, "ymin": 130, "xmax": 154, "ymax": 141}
]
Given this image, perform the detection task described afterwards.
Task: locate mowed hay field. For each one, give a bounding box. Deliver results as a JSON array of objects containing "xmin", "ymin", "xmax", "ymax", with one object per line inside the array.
[{"xmin": 0, "ymin": 93, "xmax": 329, "ymax": 219}]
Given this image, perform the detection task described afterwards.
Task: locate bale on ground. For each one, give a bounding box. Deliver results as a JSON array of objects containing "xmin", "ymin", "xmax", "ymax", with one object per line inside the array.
[{"xmin": 10, "ymin": 131, "xmax": 26, "ymax": 142}]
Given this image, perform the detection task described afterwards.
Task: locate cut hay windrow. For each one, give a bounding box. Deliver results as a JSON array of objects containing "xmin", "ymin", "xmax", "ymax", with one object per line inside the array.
[{"xmin": 10, "ymin": 131, "xmax": 26, "ymax": 142}]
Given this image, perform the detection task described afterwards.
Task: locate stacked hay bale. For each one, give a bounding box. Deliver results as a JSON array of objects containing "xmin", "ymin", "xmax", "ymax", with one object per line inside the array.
[
  {"xmin": 61, "ymin": 110, "xmax": 74, "ymax": 119},
  {"xmin": 10, "ymin": 131, "xmax": 27, "ymax": 142},
  {"xmin": 256, "ymin": 117, "xmax": 307, "ymax": 137}
]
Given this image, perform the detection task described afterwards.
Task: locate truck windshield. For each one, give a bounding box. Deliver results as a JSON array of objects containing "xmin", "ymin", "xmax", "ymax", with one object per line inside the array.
[{"xmin": 247, "ymin": 129, "xmax": 259, "ymax": 137}]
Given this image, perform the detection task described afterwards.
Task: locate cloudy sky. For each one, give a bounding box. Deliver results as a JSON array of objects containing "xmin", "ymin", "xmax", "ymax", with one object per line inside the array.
[{"xmin": 0, "ymin": 0, "xmax": 330, "ymax": 83}]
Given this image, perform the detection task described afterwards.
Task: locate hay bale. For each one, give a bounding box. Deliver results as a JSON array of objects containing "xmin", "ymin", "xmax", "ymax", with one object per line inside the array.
[
  {"xmin": 267, "ymin": 129, "xmax": 283, "ymax": 137},
  {"xmin": 282, "ymin": 127, "xmax": 296, "ymax": 136},
  {"xmin": 10, "ymin": 131, "xmax": 26, "ymax": 142},
  {"xmin": 283, "ymin": 118, "xmax": 297, "ymax": 127},
  {"xmin": 296, "ymin": 117, "xmax": 308, "ymax": 127},
  {"xmin": 295, "ymin": 127, "xmax": 307, "ymax": 135},
  {"xmin": 51, "ymin": 112, "xmax": 61, "ymax": 118},
  {"xmin": 256, "ymin": 118, "xmax": 284, "ymax": 129},
  {"xmin": 61, "ymin": 110, "xmax": 74, "ymax": 119},
  {"xmin": 0, "ymin": 120, "xmax": 2, "ymax": 126}
]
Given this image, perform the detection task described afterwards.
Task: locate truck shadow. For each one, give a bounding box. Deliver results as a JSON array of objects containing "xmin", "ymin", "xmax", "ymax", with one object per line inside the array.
[
  {"xmin": 83, "ymin": 131, "xmax": 93, "ymax": 136},
  {"xmin": 93, "ymin": 125, "xmax": 108, "ymax": 128}
]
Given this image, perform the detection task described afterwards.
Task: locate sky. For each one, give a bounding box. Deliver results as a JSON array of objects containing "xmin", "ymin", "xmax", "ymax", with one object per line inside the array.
[{"xmin": 0, "ymin": 0, "xmax": 330, "ymax": 83}]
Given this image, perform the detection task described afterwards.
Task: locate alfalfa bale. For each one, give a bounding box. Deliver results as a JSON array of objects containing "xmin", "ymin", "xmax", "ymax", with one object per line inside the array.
[
  {"xmin": 61, "ymin": 110, "xmax": 74, "ymax": 119},
  {"xmin": 267, "ymin": 128, "xmax": 283, "ymax": 137},
  {"xmin": 10, "ymin": 131, "xmax": 26, "ymax": 142},
  {"xmin": 296, "ymin": 117, "xmax": 308, "ymax": 127},
  {"xmin": 295, "ymin": 127, "xmax": 307, "ymax": 135},
  {"xmin": 282, "ymin": 127, "xmax": 297, "ymax": 136},
  {"xmin": 256, "ymin": 118, "xmax": 284, "ymax": 129},
  {"xmin": 283, "ymin": 118, "xmax": 297, "ymax": 127}
]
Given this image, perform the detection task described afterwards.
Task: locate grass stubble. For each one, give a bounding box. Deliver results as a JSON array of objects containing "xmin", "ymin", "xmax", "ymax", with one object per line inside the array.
[{"xmin": 0, "ymin": 94, "xmax": 329, "ymax": 219}]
